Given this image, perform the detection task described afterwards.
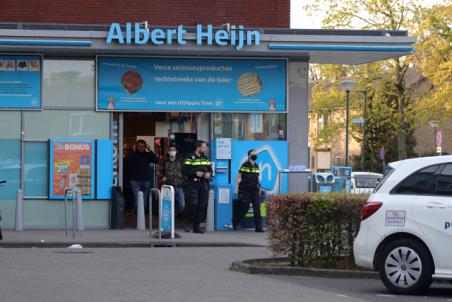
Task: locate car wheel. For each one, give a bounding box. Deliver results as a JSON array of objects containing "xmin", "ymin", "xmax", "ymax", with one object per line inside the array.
[{"xmin": 379, "ymin": 239, "xmax": 433, "ymax": 295}]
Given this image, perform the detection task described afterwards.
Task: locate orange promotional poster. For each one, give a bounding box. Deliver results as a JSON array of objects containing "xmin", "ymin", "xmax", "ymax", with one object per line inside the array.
[{"xmin": 51, "ymin": 140, "xmax": 94, "ymax": 198}]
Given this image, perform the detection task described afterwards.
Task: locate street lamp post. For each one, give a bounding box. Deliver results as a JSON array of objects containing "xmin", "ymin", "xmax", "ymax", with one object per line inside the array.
[
  {"xmin": 340, "ymin": 79, "xmax": 357, "ymax": 167},
  {"xmin": 429, "ymin": 120, "xmax": 440, "ymax": 155}
]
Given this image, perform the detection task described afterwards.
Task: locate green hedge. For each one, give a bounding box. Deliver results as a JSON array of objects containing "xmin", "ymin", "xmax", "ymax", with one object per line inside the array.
[{"xmin": 266, "ymin": 192, "xmax": 368, "ymax": 267}]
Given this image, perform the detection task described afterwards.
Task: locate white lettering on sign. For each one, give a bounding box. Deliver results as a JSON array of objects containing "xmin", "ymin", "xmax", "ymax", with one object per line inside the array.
[
  {"xmin": 260, "ymin": 162, "xmax": 272, "ymax": 182},
  {"xmin": 64, "ymin": 143, "xmax": 90, "ymax": 151}
]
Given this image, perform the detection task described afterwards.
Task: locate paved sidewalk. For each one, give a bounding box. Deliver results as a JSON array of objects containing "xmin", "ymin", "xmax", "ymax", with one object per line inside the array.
[{"xmin": 0, "ymin": 229, "xmax": 268, "ymax": 248}]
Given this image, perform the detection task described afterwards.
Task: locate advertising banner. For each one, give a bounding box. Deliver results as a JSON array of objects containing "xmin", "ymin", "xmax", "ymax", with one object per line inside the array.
[
  {"xmin": 49, "ymin": 139, "xmax": 95, "ymax": 199},
  {"xmin": 97, "ymin": 57, "xmax": 286, "ymax": 112},
  {"xmin": 160, "ymin": 185, "xmax": 175, "ymax": 238},
  {"xmin": 0, "ymin": 55, "xmax": 41, "ymax": 109}
]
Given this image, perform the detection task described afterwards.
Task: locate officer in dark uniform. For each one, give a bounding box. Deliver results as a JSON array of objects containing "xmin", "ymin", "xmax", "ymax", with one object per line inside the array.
[
  {"xmin": 234, "ymin": 149, "xmax": 263, "ymax": 232},
  {"xmin": 182, "ymin": 140, "xmax": 212, "ymax": 233}
]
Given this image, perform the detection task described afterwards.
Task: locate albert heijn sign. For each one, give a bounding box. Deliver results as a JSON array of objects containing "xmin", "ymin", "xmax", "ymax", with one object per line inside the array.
[{"xmin": 106, "ymin": 23, "xmax": 260, "ymax": 50}]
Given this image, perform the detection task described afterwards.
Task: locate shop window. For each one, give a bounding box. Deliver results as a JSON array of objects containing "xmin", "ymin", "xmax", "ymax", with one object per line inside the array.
[
  {"xmin": 24, "ymin": 110, "xmax": 110, "ymax": 140},
  {"xmin": 0, "ymin": 139, "xmax": 21, "ymax": 200},
  {"xmin": 24, "ymin": 142, "xmax": 48, "ymax": 198},
  {"xmin": 213, "ymin": 113, "xmax": 287, "ymax": 141},
  {"xmin": 43, "ymin": 60, "xmax": 95, "ymax": 109}
]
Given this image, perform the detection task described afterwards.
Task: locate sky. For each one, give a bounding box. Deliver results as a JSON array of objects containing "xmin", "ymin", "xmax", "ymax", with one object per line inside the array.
[{"xmin": 290, "ymin": 0, "xmax": 445, "ymax": 29}]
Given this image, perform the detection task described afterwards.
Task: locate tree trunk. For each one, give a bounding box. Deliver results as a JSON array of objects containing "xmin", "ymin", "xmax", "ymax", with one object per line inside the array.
[
  {"xmin": 395, "ymin": 59, "xmax": 408, "ymax": 160},
  {"xmin": 397, "ymin": 99, "xmax": 408, "ymax": 160}
]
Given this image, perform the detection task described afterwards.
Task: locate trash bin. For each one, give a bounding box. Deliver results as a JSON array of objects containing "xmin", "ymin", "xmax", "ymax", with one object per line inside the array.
[{"xmin": 111, "ymin": 186, "xmax": 125, "ymax": 229}]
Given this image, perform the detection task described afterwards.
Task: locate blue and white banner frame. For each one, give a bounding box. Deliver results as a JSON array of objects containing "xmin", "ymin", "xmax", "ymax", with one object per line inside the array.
[
  {"xmin": 96, "ymin": 56, "xmax": 288, "ymax": 113},
  {"xmin": 160, "ymin": 185, "xmax": 175, "ymax": 239},
  {"xmin": 0, "ymin": 53, "xmax": 43, "ymax": 110},
  {"xmin": 231, "ymin": 140, "xmax": 288, "ymax": 195}
]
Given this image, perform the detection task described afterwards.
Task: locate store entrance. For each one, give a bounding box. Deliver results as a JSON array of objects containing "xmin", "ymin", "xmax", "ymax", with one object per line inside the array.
[{"xmin": 122, "ymin": 112, "xmax": 198, "ymax": 228}]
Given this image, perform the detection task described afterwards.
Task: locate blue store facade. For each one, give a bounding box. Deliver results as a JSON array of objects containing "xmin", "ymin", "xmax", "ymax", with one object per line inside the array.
[{"xmin": 0, "ymin": 23, "xmax": 415, "ymax": 228}]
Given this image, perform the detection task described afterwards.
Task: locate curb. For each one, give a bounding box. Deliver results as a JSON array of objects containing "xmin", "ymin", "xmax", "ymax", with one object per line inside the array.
[
  {"xmin": 230, "ymin": 257, "xmax": 379, "ymax": 280},
  {"xmin": 0, "ymin": 241, "xmax": 266, "ymax": 248}
]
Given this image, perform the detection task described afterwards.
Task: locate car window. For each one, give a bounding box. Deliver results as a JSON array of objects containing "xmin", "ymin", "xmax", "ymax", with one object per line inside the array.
[
  {"xmin": 436, "ymin": 164, "xmax": 452, "ymax": 196},
  {"xmin": 374, "ymin": 168, "xmax": 394, "ymax": 192},
  {"xmin": 392, "ymin": 164, "xmax": 440, "ymax": 195},
  {"xmin": 354, "ymin": 175, "xmax": 381, "ymax": 188}
]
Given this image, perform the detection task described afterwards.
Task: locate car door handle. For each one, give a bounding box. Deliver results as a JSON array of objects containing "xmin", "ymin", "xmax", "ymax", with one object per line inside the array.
[{"xmin": 426, "ymin": 202, "xmax": 447, "ymax": 209}]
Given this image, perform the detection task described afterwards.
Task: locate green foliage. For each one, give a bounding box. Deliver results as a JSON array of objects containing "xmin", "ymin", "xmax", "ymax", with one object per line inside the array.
[
  {"xmin": 266, "ymin": 192, "xmax": 368, "ymax": 266},
  {"xmin": 414, "ymin": 3, "xmax": 452, "ymax": 125},
  {"xmin": 351, "ymin": 80, "xmax": 417, "ymax": 172},
  {"xmin": 305, "ymin": 0, "xmax": 450, "ymax": 160}
]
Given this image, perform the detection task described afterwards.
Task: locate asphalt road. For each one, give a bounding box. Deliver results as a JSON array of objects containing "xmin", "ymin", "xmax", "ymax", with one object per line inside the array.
[
  {"xmin": 269, "ymin": 274, "xmax": 452, "ymax": 301},
  {"xmin": 0, "ymin": 247, "xmax": 451, "ymax": 302}
]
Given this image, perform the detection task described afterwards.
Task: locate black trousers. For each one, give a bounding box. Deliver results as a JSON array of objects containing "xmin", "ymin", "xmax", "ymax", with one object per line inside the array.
[
  {"xmin": 237, "ymin": 188, "xmax": 262, "ymax": 229},
  {"xmin": 186, "ymin": 181, "xmax": 209, "ymax": 230}
]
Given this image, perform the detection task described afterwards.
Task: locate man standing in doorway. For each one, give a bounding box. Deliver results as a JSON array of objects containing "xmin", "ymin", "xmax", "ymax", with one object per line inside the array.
[
  {"xmin": 182, "ymin": 140, "xmax": 212, "ymax": 233},
  {"xmin": 157, "ymin": 143, "xmax": 185, "ymax": 216},
  {"xmin": 234, "ymin": 149, "xmax": 263, "ymax": 232},
  {"xmin": 125, "ymin": 139, "xmax": 159, "ymax": 212}
]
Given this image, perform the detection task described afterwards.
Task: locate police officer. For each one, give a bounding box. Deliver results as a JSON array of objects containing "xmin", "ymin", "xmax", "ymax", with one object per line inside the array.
[
  {"xmin": 234, "ymin": 149, "xmax": 263, "ymax": 232},
  {"xmin": 182, "ymin": 140, "xmax": 212, "ymax": 233}
]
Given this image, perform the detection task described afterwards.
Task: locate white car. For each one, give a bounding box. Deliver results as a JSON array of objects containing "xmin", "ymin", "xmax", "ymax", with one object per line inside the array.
[
  {"xmin": 354, "ymin": 155, "xmax": 452, "ymax": 294},
  {"xmin": 351, "ymin": 172, "xmax": 383, "ymax": 194}
]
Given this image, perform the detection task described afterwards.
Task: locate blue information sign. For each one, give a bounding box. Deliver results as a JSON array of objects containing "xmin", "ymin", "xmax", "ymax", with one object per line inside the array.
[
  {"xmin": 97, "ymin": 57, "xmax": 286, "ymax": 112},
  {"xmin": 160, "ymin": 185, "xmax": 175, "ymax": 237},
  {"xmin": 0, "ymin": 55, "xmax": 41, "ymax": 109},
  {"xmin": 231, "ymin": 140, "xmax": 288, "ymax": 195}
]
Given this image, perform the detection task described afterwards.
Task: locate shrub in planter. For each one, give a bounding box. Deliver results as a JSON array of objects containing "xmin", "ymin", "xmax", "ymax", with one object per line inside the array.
[{"xmin": 266, "ymin": 192, "xmax": 368, "ymax": 267}]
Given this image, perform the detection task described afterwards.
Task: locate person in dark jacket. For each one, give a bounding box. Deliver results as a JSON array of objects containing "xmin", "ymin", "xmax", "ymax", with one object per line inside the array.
[
  {"xmin": 125, "ymin": 139, "xmax": 158, "ymax": 211},
  {"xmin": 234, "ymin": 149, "xmax": 263, "ymax": 232},
  {"xmin": 157, "ymin": 143, "xmax": 186, "ymax": 216},
  {"xmin": 182, "ymin": 140, "xmax": 212, "ymax": 233}
]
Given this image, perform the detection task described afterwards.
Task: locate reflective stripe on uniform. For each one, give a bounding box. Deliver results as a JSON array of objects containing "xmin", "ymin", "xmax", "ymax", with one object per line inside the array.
[
  {"xmin": 239, "ymin": 167, "xmax": 260, "ymax": 174},
  {"xmin": 184, "ymin": 159, "xmax": 211, "ymax": 166}
]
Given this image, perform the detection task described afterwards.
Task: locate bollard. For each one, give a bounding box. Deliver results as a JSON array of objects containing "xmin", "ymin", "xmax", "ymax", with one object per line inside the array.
[
  {"xmin": 137, "ymin": 191, "xmax": 145, "ymax": 230},
  {"xmin": 72, "ymin": 189, "xmax": 76, "ymax": 239},
  {"xmin": 15, "ymin": 189, "xmax": 24, "ymax": 231},
  {"xmin": 206, "ymin": 189, "xmax": 215, "ymax": 232},
  {"xmin": 76, "ymin": 188, "xmax": 85, "ymax": 231},
  {"xmin": 64, "ymin": 189, "xmax": 69, "ymax": 236}
]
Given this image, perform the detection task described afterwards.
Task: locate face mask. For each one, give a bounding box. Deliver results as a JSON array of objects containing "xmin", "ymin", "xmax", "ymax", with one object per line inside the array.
[
  {"xmin": 168, "ymin": 151, "xmax": 177, "ymax": 157},
  {"xmin": 250, "ymin": 155, "xmax": 257, "ymax": 161}
]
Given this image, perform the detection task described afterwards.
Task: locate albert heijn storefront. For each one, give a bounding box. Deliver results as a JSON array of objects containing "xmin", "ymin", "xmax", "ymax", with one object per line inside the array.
[{"xmin": 0, "ymin": 22, "xmax": 415, "ymax": 229}]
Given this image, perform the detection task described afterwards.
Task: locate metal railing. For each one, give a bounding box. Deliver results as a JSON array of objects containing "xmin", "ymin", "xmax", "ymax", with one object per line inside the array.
[
  {"xmin": 313, "ymin": 174, "xmax": 382, "ymax": 194},
  {"xmin": 64, "ymin": 187, "xmax": 84, "ymax": 239},
  {"xmin": 278, "ymin": 170, "xmax": 313, "ymax": 194},
  {"xmin": 276, "ymin": 171, "xmax": 382, "ymax": 194}
]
